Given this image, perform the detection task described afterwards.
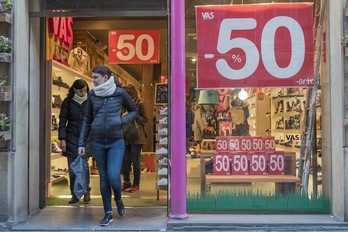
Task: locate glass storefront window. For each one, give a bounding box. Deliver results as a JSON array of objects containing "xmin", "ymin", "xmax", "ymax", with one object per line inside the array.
[{"xmin": 185, "ymin": 0, "xmax": 329, "ymax": 213}]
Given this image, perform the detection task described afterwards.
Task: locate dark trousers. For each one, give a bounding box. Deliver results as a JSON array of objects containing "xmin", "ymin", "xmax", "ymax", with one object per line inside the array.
[{"xmin": 122, "ymin": 144, "xmax": 143, "ymax": 186}]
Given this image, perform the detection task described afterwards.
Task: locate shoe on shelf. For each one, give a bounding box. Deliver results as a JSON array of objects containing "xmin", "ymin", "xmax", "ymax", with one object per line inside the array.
[
  {"xmin": 158, "ymin": 127, "xmax": 168, "ymax": 136},
  {"xmin": 159, "ymin": 137, "xmax": 168, "ymax": 145},
  {"xmin": 116, "ymin": 200, "xmax": 126, "ymax": 217},
  {"xmin": 51, "ymin": 142, "xmax": 62, "ymax": 153},
  {"xmin": 159, "ymin": 116, "xmax": 168, "ymax": 124},
  {"xmin": 129, "ymin": 184, "xmax": 139, "ymax": 192},
  {"xmin": 68, "ymin": 196, "xmax": 79, "ymax": 204},
  {"xmin": 158, "ymin": 177, "xmax": 168, "ymax": 186},
  {"xmin": 159, "ymin": 106, "xmax": 168, "ymax": 115},
  {"xmin": 157, "ymin": 167, "xmax": 168, "ymax": 175},
  {"xmin": 122, "ymin": 182, "xmax": 131, "ymax": 191},
  {"xmin": 99, "ymin": 213, "xmax": 113, "ymax": 226},
  {"xmin": 156, "ymin": 147, "xmax": 168, "ymax": 155},
  {"xmin": 158, "ymin": 157, "xmax": 168, "ymax": 166}
]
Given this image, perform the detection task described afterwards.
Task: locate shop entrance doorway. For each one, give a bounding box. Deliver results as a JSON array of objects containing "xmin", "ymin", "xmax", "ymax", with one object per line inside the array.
[{"xmin": 44, "ymin": 15, "xmax": 169, "ymax": 209}]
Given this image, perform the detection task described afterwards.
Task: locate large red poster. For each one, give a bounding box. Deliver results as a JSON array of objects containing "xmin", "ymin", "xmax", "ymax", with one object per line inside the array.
[{"xmin": 196, "ymin": 4, "xmax": 314, "ymax": 88}]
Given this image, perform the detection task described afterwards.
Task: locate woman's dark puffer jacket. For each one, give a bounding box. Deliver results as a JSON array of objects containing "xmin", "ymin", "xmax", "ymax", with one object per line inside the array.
[
  {"xmin": 78, "ymin": 87, "xmax": 139, "ymax": 147},
  {"xmin": 58, "ymin": 98, "xmax": 87, "ymax": 157}
]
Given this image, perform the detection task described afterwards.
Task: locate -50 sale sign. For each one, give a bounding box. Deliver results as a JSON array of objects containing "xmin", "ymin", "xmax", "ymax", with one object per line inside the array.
[
  {"xmin": 108, "ymin": 30, "xmax": 160, "ymax": 64},
  {"xmin": 196, "ymin": 4, "xmax": 314, "ymax": 88}
]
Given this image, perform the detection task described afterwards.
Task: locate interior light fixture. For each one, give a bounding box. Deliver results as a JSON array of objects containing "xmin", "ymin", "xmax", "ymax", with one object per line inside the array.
[{"xmin": 238, "ymin": 89, "xmax": 248, "ymax": 100}]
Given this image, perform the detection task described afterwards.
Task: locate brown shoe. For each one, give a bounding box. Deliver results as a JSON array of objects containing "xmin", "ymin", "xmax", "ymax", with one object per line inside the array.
[{"xmin": 122, "ymin": 182, "xmax": 131, "ymax": 191}]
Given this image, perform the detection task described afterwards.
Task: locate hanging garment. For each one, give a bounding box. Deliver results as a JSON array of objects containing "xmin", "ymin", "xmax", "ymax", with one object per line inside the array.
[{"xmin": 68, "ymin": 46, "xmax": 90, "ymax": 74}]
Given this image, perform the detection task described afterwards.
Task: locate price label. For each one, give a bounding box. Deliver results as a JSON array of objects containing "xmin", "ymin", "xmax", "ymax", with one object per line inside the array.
[
  {"xmin": 267, "ymin": 151, "xmax": 285, "ymax": 175},
  {"xmin": 108, "ymin": 30, "xmax": 160, "ymax": 64},
  {"xmin": 231, "ymin": 152, "xmax": 249, "ymax": 175},
  {"xmin": 215, "ymin": 136, "xmax": 229, "ymax": 152},
  {"xmin": 213, "ymin": 152, "xmax": 231, "ymax": 175},
  {"xmin": 196, "ymin": 4, "xmax": 314, "ymax": 88},
  {"xmin": 240, "ymin": 137, "xmax": 253, "ymax": 152},
  {"xmin": 229, "ymin": 137, "xmax": 241, "ymax": 151},
  {"xmin": 249, "ymin": 152, "xmax": 267, "ymax": 175},
  {"xmin": 263, "ymin": 136, "xmax": 276, "ymax": 151}
]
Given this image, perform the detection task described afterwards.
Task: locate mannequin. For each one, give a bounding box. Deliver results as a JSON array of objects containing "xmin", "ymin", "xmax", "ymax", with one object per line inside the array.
[{"xmin": 68, "ymin": 42, "xmax": 90, "ymax": 74}]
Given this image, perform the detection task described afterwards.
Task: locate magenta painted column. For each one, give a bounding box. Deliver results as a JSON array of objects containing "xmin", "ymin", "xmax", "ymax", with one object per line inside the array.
[{"xmin": 168, "ymin": 0, "xmax": 188, "ymax": 219}]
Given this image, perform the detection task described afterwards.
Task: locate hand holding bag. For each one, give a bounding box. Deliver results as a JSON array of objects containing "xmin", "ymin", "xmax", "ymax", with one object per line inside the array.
[{"xmin": 70, "ymin": 155, "xmax": 87, "ymax": 199}]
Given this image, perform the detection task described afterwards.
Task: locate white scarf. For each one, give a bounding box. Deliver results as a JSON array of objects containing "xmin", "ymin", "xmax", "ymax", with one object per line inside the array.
[
  {"xmin": 92, "ymin": 76, "xmax": 116, "ymax": 97},
  {"xmin": 72, "ymin": 93, "xmax": 87, "ymax": 105}
]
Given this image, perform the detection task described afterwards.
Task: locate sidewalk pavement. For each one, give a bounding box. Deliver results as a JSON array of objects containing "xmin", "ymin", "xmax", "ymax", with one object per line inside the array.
[{"xmin": 2, "ymin": 206, "xmax": 348, "ymax": 231}]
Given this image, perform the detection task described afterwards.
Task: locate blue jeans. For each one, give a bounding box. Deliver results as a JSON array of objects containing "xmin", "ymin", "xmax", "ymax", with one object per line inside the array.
[
  {"xmin": 91, "ymin": 138, "xmax": 125, "ymax": 213},
  {"xmin": 122, "ymin": 144, "xmax": 143, "ymax": 186}
]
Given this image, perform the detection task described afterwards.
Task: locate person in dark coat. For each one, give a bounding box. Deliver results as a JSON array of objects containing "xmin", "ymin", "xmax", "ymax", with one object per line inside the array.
[
  {"xmin": 121, "ymin": 84, "xmax": 149, "ymax": 192},
  {"xmin": 78, "ymin": 65, "xmax": 139, "ymax": 226},
  {"xmin": 58, "ymin": 79, "xmax": 91, "ymax": 204}
]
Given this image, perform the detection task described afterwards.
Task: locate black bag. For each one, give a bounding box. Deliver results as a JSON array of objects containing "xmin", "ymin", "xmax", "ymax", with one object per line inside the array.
[
  {"xmin": 123, "ymin": 120, "xmax": 143, "ymax": 140},
  {"xmin": 70, "ymin": 155, "xmax": 87, "ymax": 199}
]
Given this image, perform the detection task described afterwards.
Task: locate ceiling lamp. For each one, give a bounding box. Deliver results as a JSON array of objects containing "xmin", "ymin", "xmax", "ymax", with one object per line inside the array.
[
  {"xmin": 198, "ymin": 90, "xmax": 219, "ymax": 105},
  {"xmin": 238, "ymin": 89, "xmax": 248, "ymax": 100}
]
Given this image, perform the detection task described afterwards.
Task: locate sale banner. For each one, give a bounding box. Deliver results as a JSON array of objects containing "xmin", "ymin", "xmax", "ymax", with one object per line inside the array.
[
  {"xmin": 231, "ymin": 152, "xmax": 249, "ymax": 175},
  {"xmin": 213, "ymin": 152, "xmax": 231, "ymax": 175},
  {"xmin": 267, "ymin": 151, "xmax": 285, "ymax": 175},
  {"xmin": 249, "ymin": 151, "xmax": 268, "ymax": 175},
  {"xmin": 196, "ymin": 3, "xmax": 314, "ymax": 88},
  {"xmin": 108, "ymin": 30, "xmax": 160, "ymax": 64}
]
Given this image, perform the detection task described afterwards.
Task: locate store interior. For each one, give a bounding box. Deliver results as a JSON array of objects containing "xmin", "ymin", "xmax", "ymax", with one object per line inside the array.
[{"xmin": 47, "ymin": 0, "xmax": 322, "ymax": 209}]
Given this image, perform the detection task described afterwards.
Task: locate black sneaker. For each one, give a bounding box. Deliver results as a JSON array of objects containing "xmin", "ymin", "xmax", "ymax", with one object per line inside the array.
[
  {"xmin": 100, "ymin": 213, "xmax": 113, "ymax": 226},
  {"xmin": 68, "ymin": 196, "xmax": 79, "ymax": 204},
  {"xmin": 116, "ymin": 200, "xmax": 126, "ymax": 217}
]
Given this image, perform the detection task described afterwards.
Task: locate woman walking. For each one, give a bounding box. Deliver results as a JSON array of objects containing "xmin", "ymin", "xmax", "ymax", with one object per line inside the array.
[
  {"xmin": 78, "ymin": 65, "xmax": 139, "ymax": 226},
  {"xmin": 58, "ymin": 79, "xmax": 91, "ymax": 204}
]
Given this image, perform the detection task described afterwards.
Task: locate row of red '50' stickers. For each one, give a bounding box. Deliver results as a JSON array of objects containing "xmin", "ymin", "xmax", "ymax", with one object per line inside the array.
[{"xmin": 215, "ymin": 136, "xmax": 275, "ymax": 152}]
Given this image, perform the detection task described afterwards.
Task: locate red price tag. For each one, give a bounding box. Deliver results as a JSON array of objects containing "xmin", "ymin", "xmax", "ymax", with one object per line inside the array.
[
  {"xmin": 231, "ymin": 152, "xmax": 249, "ymax": 175},
  {"xmin": 215, "ymin": 136, "xmax": 229, "ymax": 152},
  {"xmin": 240, "ymin": 137, "xmax": 253, "ymax": 152},
  {"xmin": 251, "ymin": 136, "xmax": 264, "ymax": 151},
  {"xmin": 249, "ymin": 151, "xmax": 268, "ymax": 175},
  {"xmin": 228, "ymin": 136, "xmax": 241, "ymax": 152},
  {"xmin": 196, "ymin": 4, "xmax": 314, "ymax": 88},
  {"xmin": 108, "ymin": 30, "xmax": 160, "ymax": 64},
  {"xmin": 267, "ymin": 151, "xmax": 285, "ymax": 175},
  {"xmin": 263, "ymin": 136, "xmax": 276, "ymax": 151},
  {"xmin": 213, "ymin": 152, "xmax": 231, "ymax": 175}
]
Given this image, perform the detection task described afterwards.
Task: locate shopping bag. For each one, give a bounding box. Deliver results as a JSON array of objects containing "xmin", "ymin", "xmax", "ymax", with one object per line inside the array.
[{"xmin": 70, "ymin": 155, "xmax": 87, "ymax": 199}]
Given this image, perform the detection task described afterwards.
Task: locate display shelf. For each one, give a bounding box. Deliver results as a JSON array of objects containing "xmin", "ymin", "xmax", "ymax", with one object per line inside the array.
[
  {"xmin": 244, "ymin": 93, "xmax": 270, "ymax": 136},
  {"xmin": 154, "ymin": 104, "xmax": 168, "ymax": 199}
]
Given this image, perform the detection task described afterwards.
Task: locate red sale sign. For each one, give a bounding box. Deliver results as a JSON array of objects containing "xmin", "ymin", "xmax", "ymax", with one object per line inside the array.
[
  {"xmin": 231, "ymin": 152, "xmax": 249, "ymax": 175},
  {"xmin": 108, "ymin": 30, "xmax": 160, "ymax": 64},
  {"xmin": 196, "ymin": 4, "xmax": 314, "ymax": 88},
  {"xmin": 267, "ymin": 151, "xmax": 285, "ymax": 175},
  {"xmin": 249, "ymin": 151, "xmax": 268, "ymax": 175},
  {"xmin": 213, "ymin": 152, "xmax": 231, "ymax": 175}
]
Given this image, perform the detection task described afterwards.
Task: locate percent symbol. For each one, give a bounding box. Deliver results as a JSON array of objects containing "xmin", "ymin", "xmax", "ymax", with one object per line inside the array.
[{"xmin": 232, "ymin": 54, "xmax": 242, "ymax": 63}]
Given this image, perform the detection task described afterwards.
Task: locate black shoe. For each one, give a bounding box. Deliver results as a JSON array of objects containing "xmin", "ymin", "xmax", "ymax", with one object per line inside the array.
[
  {"xmin": 100, "ymin": 213, "xmax": 113, "ymax": 226},
  {"xmin": 84, "ymin": 192, "xmax": 91, "ymax": 202},
  {"xmin": 68, "ymin": 196, "xmax": 79, "ymax": 204},
  {"xmin": 116, "ymin": 200, "xmax": 126, "ymax": 217}
]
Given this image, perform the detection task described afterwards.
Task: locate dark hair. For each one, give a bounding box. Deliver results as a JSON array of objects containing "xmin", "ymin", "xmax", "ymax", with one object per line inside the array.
[
  {"xmin": 124, "ymin": 84, "xmax": 139, "ymax": 99},
  {"xmin": 67, "ymin": 79, "xmax": 89, "ymax": 98},
  {"xmin": 92, "ymin": 65, "xmax": 111, "ymax": 78}
]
